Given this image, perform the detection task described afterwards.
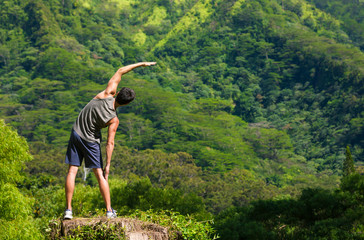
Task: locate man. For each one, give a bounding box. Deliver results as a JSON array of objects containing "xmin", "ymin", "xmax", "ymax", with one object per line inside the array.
[{"xmin": 64, "ymin": 62, "xmax": 156, "ymax": 220}]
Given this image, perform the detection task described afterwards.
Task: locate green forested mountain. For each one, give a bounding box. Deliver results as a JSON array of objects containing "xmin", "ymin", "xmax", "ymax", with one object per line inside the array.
[
  {"xmin": 307, "ymin": 0, "xmax": 364, "ymax": 50},
  {"xmin": 0, "ymin": 0, "xmax": 363, "ymax": 239}
]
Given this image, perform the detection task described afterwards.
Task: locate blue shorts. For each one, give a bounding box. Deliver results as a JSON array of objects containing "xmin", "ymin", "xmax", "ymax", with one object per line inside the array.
[{"xmin": 65, "ymin": 129, "xmax": 103, "ymax": 168}]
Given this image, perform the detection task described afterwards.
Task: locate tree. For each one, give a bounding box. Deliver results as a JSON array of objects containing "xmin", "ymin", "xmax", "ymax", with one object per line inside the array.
[
  {"xmin": 33, "ymin": 47, "xmax": 86, "ymax": 86},
  {"xmin": 0, "ymin": 119, "xmax": 42, "ymax": 239},
  {"xmin": 193, "ymin": 98, "xmax": 234, "ymax": 116},
  {"xmin": 0, "ymin": 119, "xmax": 32, "ymax": 184},
  {"xmin": 343, "ymin": 145, "xmax": 355, "ymax": 177}
]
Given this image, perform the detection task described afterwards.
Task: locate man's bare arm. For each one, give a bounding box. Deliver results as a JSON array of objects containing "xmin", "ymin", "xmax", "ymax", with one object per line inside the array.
[
  {"xmin": 103, "ymin": 117, "xmax": 119, "ymax": 180},
  {"xmin": 99, "ymin": 62, "xmax": 156, "ymax": 98}
]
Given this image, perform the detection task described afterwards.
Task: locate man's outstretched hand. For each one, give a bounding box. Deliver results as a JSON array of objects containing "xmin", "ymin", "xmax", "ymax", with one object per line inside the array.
[{"xmin": 142, "ymin": 62, "xmax": 157, "ymax": 67}]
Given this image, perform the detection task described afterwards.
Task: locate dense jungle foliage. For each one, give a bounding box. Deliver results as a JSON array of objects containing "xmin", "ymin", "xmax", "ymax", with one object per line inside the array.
[{"xmin": 0, "ymin": 0, "xmax": 363, "ymax": 239}]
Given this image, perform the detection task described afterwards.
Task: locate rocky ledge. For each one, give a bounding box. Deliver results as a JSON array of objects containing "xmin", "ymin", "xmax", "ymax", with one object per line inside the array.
[{"xmin": 48, "ymin": 217, "xmax": 177, "ymax": 240}]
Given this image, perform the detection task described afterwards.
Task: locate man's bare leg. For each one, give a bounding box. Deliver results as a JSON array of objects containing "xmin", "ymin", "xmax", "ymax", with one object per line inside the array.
[
  {"xmin": 93, "ymin": 168, "xmax": 112, "ymax": 212},
  {"xmin": 65, "ymin": 165, "xmax": 79, "ymax": 210}
]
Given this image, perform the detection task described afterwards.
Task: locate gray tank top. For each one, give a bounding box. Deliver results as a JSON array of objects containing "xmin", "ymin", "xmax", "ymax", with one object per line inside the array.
[{"xmin": 73, "ymin": 97, "xmax": 117, "ymax": 144}]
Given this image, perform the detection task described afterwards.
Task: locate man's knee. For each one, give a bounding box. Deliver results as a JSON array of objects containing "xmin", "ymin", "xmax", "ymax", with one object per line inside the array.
[
  {"xmin": 68, "ymin": 165, "xmax": 79, "ymax": 175},
  {"xmin": 93, "ymin": 168, "xmax": 104, "ymax": 180}
]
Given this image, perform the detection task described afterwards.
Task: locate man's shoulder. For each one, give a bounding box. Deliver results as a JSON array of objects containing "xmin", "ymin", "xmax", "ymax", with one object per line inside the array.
[
  {"xmin": 94, "ymin": 91, "xmax": 114, "ymax": 99},
  {"xmin": 106, "ymin": 116, "xmax": 119, "ymax": 126}
]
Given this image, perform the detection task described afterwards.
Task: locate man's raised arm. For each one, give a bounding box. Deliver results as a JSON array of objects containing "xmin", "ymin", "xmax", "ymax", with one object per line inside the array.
[{"xmin": 103, "ymin": 62, "xmax": 156, "ymax": 97}]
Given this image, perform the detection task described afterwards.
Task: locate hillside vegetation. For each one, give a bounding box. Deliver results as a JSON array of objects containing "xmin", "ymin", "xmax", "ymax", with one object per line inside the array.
[{"xmin": 0, "ymin": 0, "xmax": 363, "ymax": 239}]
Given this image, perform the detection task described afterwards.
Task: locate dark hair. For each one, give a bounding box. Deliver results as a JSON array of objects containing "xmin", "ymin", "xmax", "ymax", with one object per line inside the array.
[{"xmin": 115, "ymin": 87, "xmax": 135, "ymax": 105}]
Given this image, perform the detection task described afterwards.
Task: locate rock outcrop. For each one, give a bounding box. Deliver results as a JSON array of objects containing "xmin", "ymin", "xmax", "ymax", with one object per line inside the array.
[{"xmin": 49, "ymin": 217, "xmax": 173, "ymax": 240}]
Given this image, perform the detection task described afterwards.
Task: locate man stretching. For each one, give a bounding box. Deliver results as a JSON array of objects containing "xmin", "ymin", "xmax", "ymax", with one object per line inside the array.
[{"xmin": 64, "ymin": 62, "xmax": 156, "ymax": 219}]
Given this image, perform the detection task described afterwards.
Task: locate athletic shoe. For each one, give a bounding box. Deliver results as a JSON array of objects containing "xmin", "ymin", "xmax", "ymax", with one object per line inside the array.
[
  {"xmin": 64, "ymin": 209, "xmax": 73, "ymax": 220},
  {"xmin": 106, "ymin": 208, "xmax": 117, "ymax": 218}
]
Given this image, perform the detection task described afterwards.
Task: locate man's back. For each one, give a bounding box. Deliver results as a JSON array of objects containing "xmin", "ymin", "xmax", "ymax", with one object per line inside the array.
[{"xmin": 73, "ymin": 97, "xmax": 117, "ymax": 144}]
